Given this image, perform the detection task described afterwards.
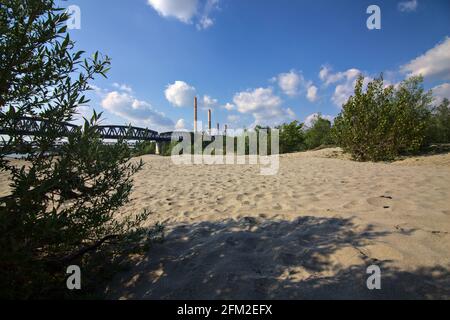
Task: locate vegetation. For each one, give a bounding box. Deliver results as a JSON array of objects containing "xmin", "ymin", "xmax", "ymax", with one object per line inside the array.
[
  {"xmin": 149, "ymin": 74, "xmax": 447, "ymax": 162},
  {"xmin": 305, "ymin": 116, "xmax": 334, "ymax": 150},
  {"xmin": 277, "ymin": 121, "xmax": 306, "ymax": 154},
  {"xmin": 0, "ymin": 0, "xmax": 150, "ymax": 299},
  {"xmin": 162, "ymin": 140, "xmax": 183, "ymax": 156},
  {"xmin": 427, "ymin": 98, "xmax": 450, "ymax": 144},
  {"xmin": 205, "ymin": 76, "xmax": 446, "ymax": 161},
  {"xmin": 133, "ymin": 141, "xmax": 156, "ymax": 156},
  {"xmin": 333, "ymin": 75, "xmax": 433, "ymax": 161}
]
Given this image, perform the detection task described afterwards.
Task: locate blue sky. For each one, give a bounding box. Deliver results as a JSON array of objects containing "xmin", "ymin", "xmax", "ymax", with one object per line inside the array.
[{"xmin": 64, "ymin": 0, "xmax": 450, "ymax": 132}]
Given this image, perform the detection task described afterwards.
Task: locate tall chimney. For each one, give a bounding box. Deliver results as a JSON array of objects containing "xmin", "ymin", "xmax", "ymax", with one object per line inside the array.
[
  {"xmin": 194, "ymin": 96, "xmax": 198, "ymax": 133},
  {"xmin": 208, "ymin": 109, "xmax": 212, "ymax": 134},
  {"xmin": 224, "ymin": 124, "xmax": 228, "ymax": 135},
  {"xmin": 217, "ymin": 123, "xmax": 220, "ymax": 135}
]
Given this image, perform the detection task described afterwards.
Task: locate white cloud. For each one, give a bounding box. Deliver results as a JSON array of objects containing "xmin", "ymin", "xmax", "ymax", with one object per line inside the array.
[
  {"xmin": 74, "ymin": 105, "xmax": 95, "ymax": 124},
  {"xmin": 277, "ymin": 70, "xmax": 302, "ymax": 96},
  {"xmin": 321, "ymin": 39, "xmax": 450, "ymax": 108},
  {"xmin": 175, "ymin": 118, "xmax": 187, "ymax": 130},
  {"xmin": 332, "ymin": 75, "xmax": 373, "ymax": 108},
  {"xmin": 276, "ymin": 70, "xmax": 319, "ymax": 102},
  {"xmin": 233, "ymin": 87, "xmax": 282, "ymax": 113},
  {"xmin": 304, "ymin": 113, "xmax": 334, "ymax": 128},
  {"xmin": 332, "ymin": 82, "xmax": 355, "ymax": 107},
  {"xmin": 306, "ymin": 85, "xmax": 318, "ymax": 102},
  {"xmin": 147, "ymin": 0, "xmax": 198, "ymax": 23},
  {"xmin": 286, "ymin": 107, "xmax": 296, "ymax": 118},
  {"xmin": 233, "ymin": 87, "xmax": 294, "ymax": 126},
  {"xmin": 401, "ymin": 37, "xmax": 450, "ymax": 81},
  {"xmin": 398, "ymin": 0, "xmax": 418, "ymax": 12},
  {"xmin": 101, "ymin": 91, "xmax": 174, "ymax": 130},
  {"xmin": 201, "ymin": 95, "xmax": 218, "ymax": 110},
  {"xmin": 221, "ymin": 103, "xmax": 235, "ymax": 111},
  {"xmin": 196, "ymin": 0, "xmax": 219, "ymax": 30},
  {"xmin": 432, "ymin": 83, "xmax": 450, "ymax": 104},
  {"xmin": 89, "ymin": 84, "xmax": 108, "ymax": 95},
  {"xmin": 319, "ymin": 66, "xmax": 361, "ymax": 86},
  {"xmin": 319, "ymin": 66, "xmax": 330, "ymax": 83},
  {"xmin": 319, "ymin": 66, "xmax": 366, "ymax": 107},
  {"xmin": 197, "ymin": 16, "xmax": 214, "ymax": 30},
  {"xmin": 165, "ymin": 81, "xmax": 196, "ymax": 107},
  {"xmin": 147, "ymin": 0, "xmax": 219, "ymax": 30},
  {"xmin": 112, "ymin": 83, "xmax": 133, "ymax": 93}
]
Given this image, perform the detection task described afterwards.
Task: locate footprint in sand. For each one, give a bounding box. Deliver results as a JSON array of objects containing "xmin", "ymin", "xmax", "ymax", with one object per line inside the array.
[
  {"xmin": 343, "ymin": 200, "xmax": 359, "ymax": 209},
  {"xmin": 273, "ymin": 203, "xmax": 282, "ymax": 210},
  {"xmin": 367, "ymin": 196, "xmax": 393, "ymax": 209}
]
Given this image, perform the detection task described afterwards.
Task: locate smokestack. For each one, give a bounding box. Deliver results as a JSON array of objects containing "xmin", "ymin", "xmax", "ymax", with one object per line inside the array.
[
  {"xmin": 224, "ymin": 124, "xmax": 228, "ymax": 135},
  {"xmin": 208, "ymin": 109, "xmax": 212, "ymax": 134},
  {"xmin": 217, "ymin": 123, "xmax": 220, "ymax": 135},
  {"xmin": 194, "ymin": 97, "xmax": 198, "ymax": 133}
]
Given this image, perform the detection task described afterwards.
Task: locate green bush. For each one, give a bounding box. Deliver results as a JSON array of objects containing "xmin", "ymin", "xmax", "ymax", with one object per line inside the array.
[
  {"xmin": 277, "ymin": 121, "xmax": 306, "ymax": 154},
  {"xmin": 0, "ymin": 0, "xmax": 149, "ymax": 299},
  {"xmin": 305, "ymin": 116, "xmax": 333, "ymax": 149},
  {"xmin": 133, "ymin": 141, "xmax": 156, "ymax": 156},
  {"xmin": 426, "ymin": 98, "xmax": 450, "ymax": 144},
  {"xmin": 161, "ymin": 141, "xmax": 182, "ymax": 156},
  {"xmin": 333, "ymin": 75, "xmax": 432, "ymax": 161}
]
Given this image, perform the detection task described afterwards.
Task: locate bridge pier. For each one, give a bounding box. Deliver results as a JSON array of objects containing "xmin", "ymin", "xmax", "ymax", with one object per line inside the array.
[{"xmin": 155, "ymin": 142, "xmax": 163, "ymax": 155}]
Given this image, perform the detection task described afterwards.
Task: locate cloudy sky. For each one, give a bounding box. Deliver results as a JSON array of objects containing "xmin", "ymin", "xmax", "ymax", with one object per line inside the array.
[{"xmin": 66, "ymin": 0, "xmax": 450, "ymax": 132}]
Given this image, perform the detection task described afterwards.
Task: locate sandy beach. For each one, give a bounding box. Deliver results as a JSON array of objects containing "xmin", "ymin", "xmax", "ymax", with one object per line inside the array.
[
  {"xmin": 2, "ymin": 148, "xmax": 449, "ymax": 299},
  {"xmin": 101, "ymin": 148, "xmax": 450, "ymax": 299}
]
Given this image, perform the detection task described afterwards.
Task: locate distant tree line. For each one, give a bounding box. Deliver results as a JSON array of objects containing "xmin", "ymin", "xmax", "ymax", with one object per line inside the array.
[
  {"xmin": 155, "ymin": 75, "xmax": 450, "ymax": 162},
  {"xmin": 152, "ymin": 117, "xmax": 334, "ymax": 157}
]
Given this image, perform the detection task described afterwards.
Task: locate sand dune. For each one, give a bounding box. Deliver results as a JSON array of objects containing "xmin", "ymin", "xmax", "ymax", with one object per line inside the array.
[
  {"xmin": 2, "ymin": 149, "xmax": 449, "ymax": 299},
  {"xmin": 103, "ymin": 149, "xmax": 450, "ymax": 299}
]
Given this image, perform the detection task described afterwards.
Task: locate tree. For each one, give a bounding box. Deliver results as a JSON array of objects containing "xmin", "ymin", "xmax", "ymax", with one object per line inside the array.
[
  {"xmin": 305, "ymin": 115, "xmax": 333, "ymax": 150},
  {"xmin": 426, "ymin": 98, "xmax": 450, "ymax": 144},
  {"xmin": 277, "ymin": 121, "xmax": 305, "ymax": 154},
  {"xmin": 134, "ymin": 141, "xmax": 156, "ymax": 156},
  {"xmin": 0, "ymin": 0, "xmax": 149, "ymax": 298},
  {"xmin": 333, "ymin": 75, "xmax": 432, "ymax": 161}
]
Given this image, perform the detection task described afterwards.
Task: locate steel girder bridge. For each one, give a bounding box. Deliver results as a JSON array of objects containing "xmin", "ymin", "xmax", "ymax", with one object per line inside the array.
[{"xmin": 0, "ymin": 117, "xmax": 181, "ymax": 143}]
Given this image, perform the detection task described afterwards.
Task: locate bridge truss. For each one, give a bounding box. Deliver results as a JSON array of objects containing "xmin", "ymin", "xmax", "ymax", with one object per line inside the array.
[{"xmin": 0, "ymin": 117, "xmax": 178, "ymax": 142}]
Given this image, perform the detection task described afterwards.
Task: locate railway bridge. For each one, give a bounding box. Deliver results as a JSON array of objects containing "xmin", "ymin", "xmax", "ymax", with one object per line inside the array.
[{"xmin": 0, "ymin": 117, "xmax": 183, "ymax": 155}]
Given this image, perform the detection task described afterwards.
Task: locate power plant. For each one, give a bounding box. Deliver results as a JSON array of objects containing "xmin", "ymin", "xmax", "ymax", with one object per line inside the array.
[
  {"xmin": 194, "ymin": 96, "xmax": 198, "ymax": 133},
  {"xmin": 208, "ymin": 109, "xmax": 212, "ymax": 134},
  {"xmin": 193, "ymin": 96, "xmax": 226, "ymax": 136}
]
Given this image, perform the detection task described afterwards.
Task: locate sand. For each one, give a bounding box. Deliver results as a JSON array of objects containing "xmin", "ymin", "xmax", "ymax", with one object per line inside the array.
[{"xmin": 2, "ymin": 149, "xmax": 450, "ymax": 299}]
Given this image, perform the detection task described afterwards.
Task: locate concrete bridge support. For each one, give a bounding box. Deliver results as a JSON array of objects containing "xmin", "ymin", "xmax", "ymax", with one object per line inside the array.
[{"xmin": 155, "ymin": 142, "xmax": 163, "ymax": 155}]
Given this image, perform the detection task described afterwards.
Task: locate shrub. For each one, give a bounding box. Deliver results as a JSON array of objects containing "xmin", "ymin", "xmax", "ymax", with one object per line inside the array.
[
  {"xmin": 426, "ymin": 98, "xmax": 450, "ymax": 144},
  {"xmin": 0, "ymin": 0, "xmax": 149, "ymax": 298},
  {"xmin": 305, "ymin": 116, "xmax": 333, "ymax": 149},
  {"xmin": 162, "ymin": 141, "xmax": 182, "ymax": 156},
  {"xmin": 333, "ymin": 75, "xmax": 432, "ymax": 161},
  {"xmin": 134, "ymin": 141, "xmax": 156, "ymax": 156},
  {"xmin": 277, "ymin": 121, "xmax": 306, "ymax": 154}
]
